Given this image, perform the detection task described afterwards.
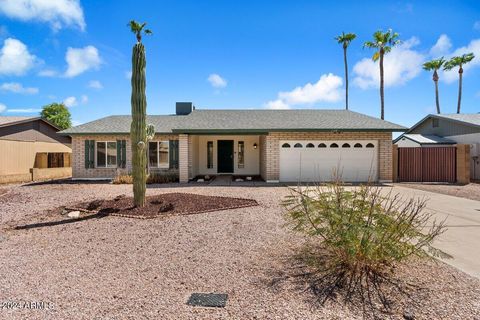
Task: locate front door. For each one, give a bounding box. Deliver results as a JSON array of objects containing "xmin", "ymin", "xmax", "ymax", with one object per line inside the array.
[{"xmin": 217, "ymin": 140, "xmax": 234, "ymax": 173}]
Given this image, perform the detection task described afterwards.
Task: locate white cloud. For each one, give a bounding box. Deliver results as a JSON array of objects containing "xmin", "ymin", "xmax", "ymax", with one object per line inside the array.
[
  {"xmin": 207, "ymin": 73, "xmax": 227, "ymax": 88},
  {"xmin": 0, "ymin": 38, "xmax": 37, "ymax": 76},
  {"xmin": 125, "ymin": 71, "xmax": 132, "ymax": 79},
  {"xmin": 430, "ymin": 34, "xmax": 452, "ymax": 57},
  {"xmin": 6, "ymin": 108, "xmax": 41, "ymax": 113},
  {"xmin": 65, "ymin": 46, "xmax": 101, "ymax": 77},
  {"xmin": 353, "ymin": 37, "xmax": 425, "ymax": 89},
  {"xmin": 265, "ymin": 73, "xmax": 343, "ymax": 109},
  {"xmin": 88, "ymin": 80, "xmax": 103, "ymax": 89},
  {"xmin": 265, "ymin": 99, "xmax": 290, "ymax": 109},
  {"xmin": 38, "ymin": 69, "xmax": 58, "ymax": 77},
  {"xmin": 0, "ymin": 0, "xmax": 85, "ymax": 31},
  {"xmin": 63, "ymin": 96, "xmax": 77, "ymax": 107},
  {"xmin": 0, "ymin": 82, "xmax": 38, "ymax": 94},
  {"xmin": 441, "ymin": 39, "xmax": 480, "ymax": 83},
  {"xmin": 81, "ymin": 94, "xmax": 88, "ymax": 103},
  {"xmin": 0, "ymin": 102, "xmax": 5, "ymax": 113}
]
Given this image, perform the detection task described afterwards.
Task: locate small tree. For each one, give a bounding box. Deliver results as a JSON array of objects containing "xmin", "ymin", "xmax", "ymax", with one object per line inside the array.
[
  {"xmin": 40, "ymin": 103, "xmax": 72, "ymax": 129},
  {"xmin": 128, "ymin": 20, "xmax": 154, "ymax": 207}
]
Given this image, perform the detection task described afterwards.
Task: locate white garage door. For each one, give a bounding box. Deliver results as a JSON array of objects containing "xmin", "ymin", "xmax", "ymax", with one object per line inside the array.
[{"xmin": 279, "ymin": 140, "xmax": 378, "ymax": 182}]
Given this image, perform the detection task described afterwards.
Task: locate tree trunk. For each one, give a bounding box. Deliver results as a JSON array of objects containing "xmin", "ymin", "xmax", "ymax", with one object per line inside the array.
[
  {"xmin": 130, "ymin": 42, "xmax": 147, "ymax": 207},
  {"xmin": 457, "ymin": 67, "xmax": 463, "ymax": 114},
  {"xmin": 344, "ymin": 46, "xmax": 349, "ymax": 110},
  {"xmin": 434, "ymin": 80, "xmax": 440, "ymax": 114},
  {"xmin": 379, "ymin": 49, "xmax": 385, "ymax": 120}
]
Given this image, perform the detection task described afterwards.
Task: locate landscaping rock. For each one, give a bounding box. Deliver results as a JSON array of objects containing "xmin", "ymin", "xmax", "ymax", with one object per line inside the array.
[
  {"xmin": 235, "ymin": 178, "xmax": 244, "ymax": 182},
  {"xmin": 197, "ymin": 179, "xmax": 204, "ymax": 182},
  {"xmin": 158, "ymin": 202, "xmax": 174, "ymax": 213},
  {"xmin": 67, "ymin": 211, "xmax": 81, "ymax": 218},
  {"xmin": 403, "ymin": 310, "xmax": 415, "ymax": 320},
  {"xmin": 246, "ymin": 176, "xmax": 252, "ymax": 181}
]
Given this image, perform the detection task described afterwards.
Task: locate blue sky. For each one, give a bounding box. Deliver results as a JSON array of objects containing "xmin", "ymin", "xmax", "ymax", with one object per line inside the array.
[{"xmin": 0, "ymin": 0, "xmax": 479, "ymax": 128}]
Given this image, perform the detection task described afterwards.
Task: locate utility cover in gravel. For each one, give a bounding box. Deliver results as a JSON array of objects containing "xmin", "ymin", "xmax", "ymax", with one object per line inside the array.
[
  {"xmin": 187, "ymin": 293, "xmax": 228, "ymax": 308},
  {"xmin": 78, "ymin": 193, "xmax": 258, "ymax": 219}
]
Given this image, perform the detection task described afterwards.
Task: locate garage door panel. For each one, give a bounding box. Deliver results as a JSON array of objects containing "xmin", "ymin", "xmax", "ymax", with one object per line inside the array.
[{"xmin": 279, "ymin": 140, "xmax": 378, "ymax": 182}]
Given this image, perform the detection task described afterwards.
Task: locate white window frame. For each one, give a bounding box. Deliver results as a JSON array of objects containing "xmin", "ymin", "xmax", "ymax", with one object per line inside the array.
[
  {"xmin": 96, "ymin": 141, "xmax": 117, "ymax": 168},
  {"xmin": 148, "ymin": 141, "xmax": 169, "ymax": 169}
]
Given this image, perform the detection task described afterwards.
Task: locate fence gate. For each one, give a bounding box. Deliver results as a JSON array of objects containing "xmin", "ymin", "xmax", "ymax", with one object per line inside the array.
[{"xmin": 397, "ymin": 147, "xmax": 456, "ymax": 183}]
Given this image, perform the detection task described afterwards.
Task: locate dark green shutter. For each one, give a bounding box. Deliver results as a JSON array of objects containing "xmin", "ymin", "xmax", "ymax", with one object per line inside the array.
[
  {"xmin": 116, "ymin": 140, "xmax": 127, "ymax": 168},
  {"xmin": 85, "ymin": 140, "xmax": 95, "ymax": 168},
  {"xmin": 122, "ymin": 140, "xmax": 127, "ymax": 168},
  {"xmin": 85, "ymin": 140, "xmax": 90, "ymax": 168},
  {"xmin": 169, "ymin": 140, "xmax": 179, "ymax": 169},
  {"xmin": 116, "ymin": 140, "xmax": 122, "ymax": 168}
]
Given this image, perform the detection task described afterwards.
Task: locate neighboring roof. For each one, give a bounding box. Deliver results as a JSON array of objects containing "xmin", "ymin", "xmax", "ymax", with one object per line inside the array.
[
  {"xmin": 407, "ymin": 113, "xmax": 480, "ymax": 133},
  {"xmin": 0, "ymin": 116, "xmax": 62, "ymax": 130},
  {"xmin": 0, "ymin": 116, "xmax": 35, "ymax": 126},
  {"xmin": 393, "ymin": 134, "xmax": 456, "ymax": 145},
  {"xmin": 59, "ymin": 109, "xmax": 407, "ymax": 135}
]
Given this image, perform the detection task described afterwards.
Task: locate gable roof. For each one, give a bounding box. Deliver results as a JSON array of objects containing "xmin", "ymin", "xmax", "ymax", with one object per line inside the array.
[
  {"xmin": 407, "ymin": 113, "xmax": 480, "ymax": 133},
  {"xmin": 59, "ymin": 109, "xmax": 406, "ymax": 135},
  {"xmin": 0, "ymin": 116, "xmax": 62, "ymax": 130},
  {"xmin": 393, "ymin": 134, "xmax": 456, "ymax": 144}
]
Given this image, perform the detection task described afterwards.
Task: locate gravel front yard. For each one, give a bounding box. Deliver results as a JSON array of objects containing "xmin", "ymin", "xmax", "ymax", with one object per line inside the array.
[
  {"xmin": 1, "ymin": 182, "xmax": 479, "ymax": 319},
  {"xmin": 397, "ymin": 182, "xmax": 480, "ymax": 201}
]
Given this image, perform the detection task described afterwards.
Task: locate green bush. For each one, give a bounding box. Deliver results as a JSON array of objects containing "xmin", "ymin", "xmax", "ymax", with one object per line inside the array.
[
  {"xmin": 282, "ymin": 181, "xmax": 449, "ymax": 305},
  {"xmin": 146, "ymin": 171, "xmax": 178, "ymax": 184},
  {"xmin": 112, "ymin": 174, "xmax": 133, "ymax": 184}
]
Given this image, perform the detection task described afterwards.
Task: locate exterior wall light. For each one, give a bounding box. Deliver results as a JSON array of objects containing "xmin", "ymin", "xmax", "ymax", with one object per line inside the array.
[{"xmin": 253, "ymin": 143, "xmax": 258, "ymax": 149}]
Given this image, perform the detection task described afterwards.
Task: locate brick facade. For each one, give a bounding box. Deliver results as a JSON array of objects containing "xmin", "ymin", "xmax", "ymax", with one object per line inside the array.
[
  {"xmin": 72, "ymin": 131, "xmax": 393, "ymax": 182},
  {"xmin": 72, "ymin": 134, "xmax": 177, "ymax": 179},
  {"xmin": 261, "ymin": 131, "xmax": 393, "ymax": 182}
]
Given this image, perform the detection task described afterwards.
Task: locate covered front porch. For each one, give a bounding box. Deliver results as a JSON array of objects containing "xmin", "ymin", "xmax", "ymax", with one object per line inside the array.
[{"xmin": 179, "ymin": 134, "xmax": 265, "ymax": 182}]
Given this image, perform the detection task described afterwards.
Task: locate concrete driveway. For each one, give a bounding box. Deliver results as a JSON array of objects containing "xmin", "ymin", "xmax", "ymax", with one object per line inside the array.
[{"xmin": 391, "ymin": 184, "xmax": 480, "ymax": 279}]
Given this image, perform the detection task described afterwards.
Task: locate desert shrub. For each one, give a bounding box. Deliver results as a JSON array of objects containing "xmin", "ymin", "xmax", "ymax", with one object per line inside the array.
[
  {"xmin": 146, "ymin": 171, "xmax": 178, "ymax": 184},
  {"xmin": 112, "ymin": 174, "xmax": 133, "ymax": 184},
  {"xmin": 282, "ymin": 181, "xmax": 449, "ymax": 308}
]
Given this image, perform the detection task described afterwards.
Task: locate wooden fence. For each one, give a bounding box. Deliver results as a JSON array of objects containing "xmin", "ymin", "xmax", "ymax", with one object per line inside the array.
[{"xmin": 397, "ymin": 147, "xmax": 457, "ymax": 183}]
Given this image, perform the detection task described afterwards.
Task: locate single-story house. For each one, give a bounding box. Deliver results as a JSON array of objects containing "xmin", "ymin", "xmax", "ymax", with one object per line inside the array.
[
  {"xmin": 0, "ymin": 116, "xmax": 72, "ymax": 183},
  {"xmin": 394, "ymin": 113, "xmax": 480, "ymax": 180},
  {"xmin": 59, "ymin": 102, "xmax": 406, "ymax": 183}
]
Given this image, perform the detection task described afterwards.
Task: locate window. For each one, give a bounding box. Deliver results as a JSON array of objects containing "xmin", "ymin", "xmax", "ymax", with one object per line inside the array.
[
  {"xmin": 318, "ymin": 143, "xmax": 327, "ymax": 148},
  {"xmin": 281, "ymin": 143, "xmax": 291, "ymax": 148},
  {"xmin": 432, "ymin": 118, "xmax": 439, "ymax": 128},
  {"xmin": 354, "ymin": 143, "xmax": 362, "ymax": 148},
  {"xmin": 330, "ymin": 143, "xmax": 339, "ymax": 148},
  {"xmin": 238, "ymin": 141, "xmax": 245, "ymax": 168},
  {"xmin": 207, "ymin": 141, "xmax": 213, "ymax": 169},
  {"xmin": 342, "ymin": 143, "xmax": 350, "ymax": 148},
  {"xmin": 148, "ymin": 141, "xmax": 169, "ymax": 168},
  {"xmin": 306, "ymin": 143, "xmax": 315, "ymax": 148},
  {"xmin": 96, "ymin": 141, "xmax": 117, "ymax": 168},
  {"xmin": 366, "ymin": 143, "xmax": 375, "ymax": 148},
  {"xmin": 294, "ymin": 143, "xmax": 303, "ymax": 148}
]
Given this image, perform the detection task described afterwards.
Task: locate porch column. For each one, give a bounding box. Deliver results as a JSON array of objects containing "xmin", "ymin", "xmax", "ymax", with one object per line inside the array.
[{"xmin": 179, "ymin": 134, "xmax": 189, "ymax": 183}]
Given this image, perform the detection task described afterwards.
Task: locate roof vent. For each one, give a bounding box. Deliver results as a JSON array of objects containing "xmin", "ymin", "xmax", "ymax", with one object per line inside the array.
[{"xmin": 176, "ymin": 102, "xmax": 194, "ymax": 115}]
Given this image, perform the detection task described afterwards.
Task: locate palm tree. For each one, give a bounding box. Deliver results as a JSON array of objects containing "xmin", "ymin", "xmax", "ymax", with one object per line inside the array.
[
  {"xmin": 443, "ymin": 53, "xmax": 475, "ymax": 114},
  {"xmin": 423, "ymin": 57, "xmax": 446, "ymax": 114},
  {"xmin": 335, "ymin": 32, "xmax": 356, "ymax": 110},
  {"xmin": 364, "ymin": 29, "xmax": 401, "ymax": 120},
  {"xmin": 128, "ymin": 20, "xmax": 153, "ymax": 43}
]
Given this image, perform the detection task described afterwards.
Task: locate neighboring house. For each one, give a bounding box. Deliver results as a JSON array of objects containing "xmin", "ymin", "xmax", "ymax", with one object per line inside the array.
[
  {"xmin": 59, "ymin": 102, "xmax": 405, "ymax": 183},
  {"xmin": 0, "ymin": 117, "xmax": 72, "ymax": 183},
  {"xmin": 394, "ymin": 113, "xmax": 480, "ymax": 180}
]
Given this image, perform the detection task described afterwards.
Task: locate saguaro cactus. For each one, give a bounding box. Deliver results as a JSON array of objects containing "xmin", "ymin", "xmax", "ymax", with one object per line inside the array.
[{"xmin": 129, "ymin": 20, "xmax": 153, "ymax": 207}]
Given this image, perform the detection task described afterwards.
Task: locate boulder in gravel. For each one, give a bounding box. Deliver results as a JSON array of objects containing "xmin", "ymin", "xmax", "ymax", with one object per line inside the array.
[
  {"xmin": 403, "ymin": 310, "xmax": 415, "ymax": 320},
  {"xmin": 67, "ymin": 211, "xmax": 81, "ymax": 218},
  {"xmin": 197, "ymin": 179, "xmax": 204, "ymax": 182},
  {"xmin": 235, "ymin": 178, "xmax": 244, "ymax": 182}
]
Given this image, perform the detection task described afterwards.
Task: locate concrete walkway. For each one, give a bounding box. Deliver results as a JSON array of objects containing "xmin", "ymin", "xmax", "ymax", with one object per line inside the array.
[{"xmin": 391, "ymin": 184, "xmax": 480, "ymax": 279}]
